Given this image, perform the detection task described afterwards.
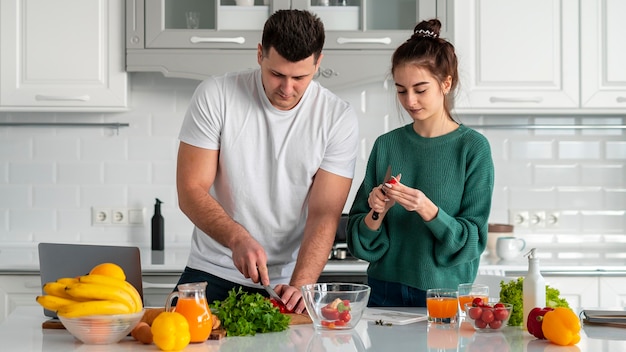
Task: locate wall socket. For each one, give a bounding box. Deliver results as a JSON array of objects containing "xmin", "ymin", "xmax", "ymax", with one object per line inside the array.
[
  {"xmin": 509, "ymin": 210, "xmax": 560, "ymax": 229},
  {"xmin": 92, "ymin": 207, "xmax": 145, "ymax": 226}
]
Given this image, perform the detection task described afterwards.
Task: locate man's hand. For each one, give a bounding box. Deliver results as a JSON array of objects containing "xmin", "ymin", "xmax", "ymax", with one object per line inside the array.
[
  {"xmin": 229, "ymin": 236, "xmax": 269, "ymax": 285},
  {"xmin": 275, "ymin": 284, "xmax": 306, "ymax": 314}
]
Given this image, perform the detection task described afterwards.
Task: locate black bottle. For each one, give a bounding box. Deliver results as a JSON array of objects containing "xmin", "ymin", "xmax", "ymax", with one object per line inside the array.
[{"xmin": 151, "ymin": 198, "xmax": 164, "ymax": 250}]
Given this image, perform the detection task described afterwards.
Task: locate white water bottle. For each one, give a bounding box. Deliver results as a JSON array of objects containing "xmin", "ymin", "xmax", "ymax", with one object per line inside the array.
[{"xmin": 523, "ymin": 248, "xmax": 545, "ymax": 330}]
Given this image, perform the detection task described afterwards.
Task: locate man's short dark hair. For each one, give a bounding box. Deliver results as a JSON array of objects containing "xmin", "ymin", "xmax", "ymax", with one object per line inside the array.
[{"xmin": 261, "ymin": 10, "xmax": 325, "ymax": 64}]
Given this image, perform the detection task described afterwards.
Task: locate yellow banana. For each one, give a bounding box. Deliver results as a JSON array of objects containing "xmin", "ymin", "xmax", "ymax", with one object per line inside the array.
[
  {"xmin": 64, "ymin": 282, "xmax": 136, "ymax": 312},
  {"xmin": 56, "ymin": 277, "xmax": 78, "ymax": 285},
  {"xmin": 56, "ymin": 300, "xmax": 131, "ymax": 318},
  {"xmin": 43, "ymin": 282, "xmax": 75, "ymax": 300},
  {"xmin": 36, "ymin": 295, "xmax": 81, "ymax": 311},
  {"xmin": 78, "ymin": 274, "xmax": 143, "ymax": 313}
]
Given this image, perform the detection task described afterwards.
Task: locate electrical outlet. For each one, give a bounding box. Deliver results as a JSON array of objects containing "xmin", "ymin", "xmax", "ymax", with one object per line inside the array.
[
  {"xmin": 112, "ymin": 208, "xmax": 128, "ymax": 224},
  {"xmin": 509, "ymin": 210, "xmax": 529, "ymax": 228},
  {"xmin": 92, "ymin": 207, "xmax": 111, "ymax": 225},
  {"xmin": 530, "ymin": 211, "xmax": 546, "ymax": 228},
  {"xmin": 546, "ymin": 211, "xmax": 560, "ymax": 228}
]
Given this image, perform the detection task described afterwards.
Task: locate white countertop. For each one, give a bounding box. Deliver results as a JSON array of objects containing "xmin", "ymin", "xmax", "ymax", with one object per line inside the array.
[
  {"xmin": 1, "ymin": 244, "xmax": 626, "ymax": 276},
  {"xmin": 1, "ymin": 306, "xmax": 625, "ymax": 351}
]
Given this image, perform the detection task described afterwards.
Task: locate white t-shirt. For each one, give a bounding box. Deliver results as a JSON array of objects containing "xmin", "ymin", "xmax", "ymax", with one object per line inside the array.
[{"xmin": 178, "ymin": 69, "xmax": 359, "ymax": 286}]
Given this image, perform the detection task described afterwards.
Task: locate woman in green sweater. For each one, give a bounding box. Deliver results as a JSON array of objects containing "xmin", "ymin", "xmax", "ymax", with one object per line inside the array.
[{"xmin": 347, "ymin": 19, "xmax": 494, "ymax": 307}]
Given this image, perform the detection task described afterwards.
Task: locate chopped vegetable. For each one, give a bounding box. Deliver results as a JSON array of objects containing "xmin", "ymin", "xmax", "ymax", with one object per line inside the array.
[
  {"xmin": 542, "ymin": 307, "xmax": 581, "ymax": 346},
  {"xmin": 320, "ymin": 298, "xmax": 352, "ymax": 327},
  {"xmin": 211, "ymin": 287, "xmax": 290, "ymax": 336},
  {"xmin": 499, "ymin": 277, "xmax": 570, "ymax": 326}
]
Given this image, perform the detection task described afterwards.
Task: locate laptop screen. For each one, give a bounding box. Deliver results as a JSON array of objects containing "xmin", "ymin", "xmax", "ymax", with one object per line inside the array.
[{"xmin": 38, "ymin": 242, "xmax": 143, "ymax": 318}]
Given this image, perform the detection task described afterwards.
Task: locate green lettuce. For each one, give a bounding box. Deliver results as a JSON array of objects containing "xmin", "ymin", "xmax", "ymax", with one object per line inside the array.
[{"xmin": 499, "ymin": 277, "xmax": 570, "ymax": 326}]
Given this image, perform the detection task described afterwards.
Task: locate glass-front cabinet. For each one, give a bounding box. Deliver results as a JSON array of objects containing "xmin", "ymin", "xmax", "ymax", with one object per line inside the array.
[{"xmin": 127, "ymin": 0, "xmax": 451, "ymax": 87}]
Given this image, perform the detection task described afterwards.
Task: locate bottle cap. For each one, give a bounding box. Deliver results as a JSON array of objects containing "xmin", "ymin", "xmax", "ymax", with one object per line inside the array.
[{"xmin": 524, "ymin": 248, "xmax": 537, "ymax": 259}]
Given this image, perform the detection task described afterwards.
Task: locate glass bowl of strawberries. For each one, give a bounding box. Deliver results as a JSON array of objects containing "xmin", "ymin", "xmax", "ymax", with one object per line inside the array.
[
  {"xmin": 464, "ymin": 298, "xmax": 512, "ymax": 332},
  {"xmin": 301, "ymin": 283, "xmax": 370, "ymax": 330}
]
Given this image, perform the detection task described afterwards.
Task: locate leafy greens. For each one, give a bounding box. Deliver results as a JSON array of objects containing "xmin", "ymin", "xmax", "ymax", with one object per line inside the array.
[
  {"xmin": 499, "ymin": 277, "xmax": 570, "ymax": 326},
  {"xmin": 211, "ymin": 287, "xmax": 291, "ymax": 336}
]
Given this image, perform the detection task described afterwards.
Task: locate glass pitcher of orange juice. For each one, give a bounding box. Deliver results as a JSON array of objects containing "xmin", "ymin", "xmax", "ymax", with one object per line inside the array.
[{"xmin": 165, "ymin": 281, "xmax": 212, "ymax": 343}]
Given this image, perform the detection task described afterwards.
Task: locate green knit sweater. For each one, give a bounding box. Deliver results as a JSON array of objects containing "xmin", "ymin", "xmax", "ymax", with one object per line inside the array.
[{"xmin": 347, "ymin": 124, "xmax": 494, "ymax": 291}]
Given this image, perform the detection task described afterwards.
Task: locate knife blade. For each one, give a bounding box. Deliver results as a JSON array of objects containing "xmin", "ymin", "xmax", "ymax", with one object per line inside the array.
[
  {"xmin": 263, "ymin": 284, "xmax": 289, "ymax": 311},
  {"xmin": 372, "ymin": 165, "xmax": 392, "ymax": 220}
]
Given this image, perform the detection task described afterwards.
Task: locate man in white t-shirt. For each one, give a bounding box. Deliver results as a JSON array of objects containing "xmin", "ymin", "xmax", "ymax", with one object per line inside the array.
[{"xmin": 176, "ymin": 9, "xmax": 359, "ymax": 313}]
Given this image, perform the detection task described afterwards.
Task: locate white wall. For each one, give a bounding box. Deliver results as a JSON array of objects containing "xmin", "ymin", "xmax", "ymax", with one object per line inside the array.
[{"xmin": 0, "ymin": 73, "xmax": 624, "ymax": 249}]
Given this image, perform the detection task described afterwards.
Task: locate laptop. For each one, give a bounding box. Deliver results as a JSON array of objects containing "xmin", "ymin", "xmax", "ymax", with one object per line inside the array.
[{"xmin": 38, "ymin": 242, "xmax": 144, "ymax": 318}]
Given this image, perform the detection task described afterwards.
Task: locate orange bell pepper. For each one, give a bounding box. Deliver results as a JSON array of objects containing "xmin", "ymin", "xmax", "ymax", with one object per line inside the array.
[
  {"xmin": 542, "ymin": 307, "xmax": 581, "ymax": 346},
  {"xmin": 151, "ymin": 311, "xmax": 191, "ymax": 351}
]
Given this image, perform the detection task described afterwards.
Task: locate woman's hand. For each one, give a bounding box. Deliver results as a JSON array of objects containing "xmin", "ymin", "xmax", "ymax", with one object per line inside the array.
[{"xmin": 383, "ymin": 176, "xmax": 438, "ymax": 222}]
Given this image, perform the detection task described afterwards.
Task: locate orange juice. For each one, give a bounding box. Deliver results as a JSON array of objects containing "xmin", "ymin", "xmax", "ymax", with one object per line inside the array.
[
  {"xmin": 458, "ymin": 295, "xmax": 488, "ymax": 311},
  {"xmin": 174, "ymin": 297, "xmax": 213, "ymax": 343},
  {"xmin": 427, "ymin": 297, "xmax": 458, "ymax": 319}
]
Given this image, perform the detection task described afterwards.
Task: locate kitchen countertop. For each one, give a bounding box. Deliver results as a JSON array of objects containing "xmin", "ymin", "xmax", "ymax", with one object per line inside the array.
[
  {"xmin": 1, "ymin": 306, "xmax": 625, "ymax": 351},
  {"xmin": 1, "ymin": 244, "xmax": 626, "ymax": 276}
]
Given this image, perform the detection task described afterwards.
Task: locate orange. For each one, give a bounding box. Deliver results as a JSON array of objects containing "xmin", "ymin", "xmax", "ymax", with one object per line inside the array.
[{"xmin": 89, "ymin": 262, "xmax": 126, "ymax": 281}]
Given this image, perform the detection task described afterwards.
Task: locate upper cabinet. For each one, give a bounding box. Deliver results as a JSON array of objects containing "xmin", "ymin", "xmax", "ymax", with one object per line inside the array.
[
  {"xmin": 0, "ymin": 0, "xmax": 127, "ymax": 111},
  {"xmin": 126, "ymin": 0, "xmax": 452, "ymax": 89},
  {"xmin": 453, "ymin": 0, "xmax": 626, "ymax": 113}
]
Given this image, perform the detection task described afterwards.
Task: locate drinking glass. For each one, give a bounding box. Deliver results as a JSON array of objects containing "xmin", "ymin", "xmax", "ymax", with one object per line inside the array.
[
  {"xmin": 457, "ymin": 283, "xmax": 489, "ymax": 317},
  {"xmin": 426, "ymin": 288, "xmax": 458, "ymax": 324}
]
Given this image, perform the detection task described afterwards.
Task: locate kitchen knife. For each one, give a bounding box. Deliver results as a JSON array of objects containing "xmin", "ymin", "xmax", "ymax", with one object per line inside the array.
[
  {"xmin": 263, "ymin": 284, "xmax": 289, "ymax": 311},
  {"xmin": 372, "ymin": 165, "xmax": 392, "ymax": 220}
]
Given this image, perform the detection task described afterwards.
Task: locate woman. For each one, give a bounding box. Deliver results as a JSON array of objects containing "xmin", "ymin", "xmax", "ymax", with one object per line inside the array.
[{"xmin": 347, "ymin": 19, "xmax": 494, "ymax": 307}]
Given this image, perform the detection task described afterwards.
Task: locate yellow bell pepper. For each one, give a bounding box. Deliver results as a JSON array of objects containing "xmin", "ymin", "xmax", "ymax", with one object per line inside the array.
[
  {"xmin": 151, "ymin": 311, "xmax": 191, "ymax": 351},
  {"xmin": 542, "ymin": 307, "xmax": 581, "ymax": 346}
]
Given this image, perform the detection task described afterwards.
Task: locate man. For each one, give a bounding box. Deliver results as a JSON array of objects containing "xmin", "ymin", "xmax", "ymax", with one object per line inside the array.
[{"xmin": 175, "ymin": 10, "xmax": 359, "ymax": 313}]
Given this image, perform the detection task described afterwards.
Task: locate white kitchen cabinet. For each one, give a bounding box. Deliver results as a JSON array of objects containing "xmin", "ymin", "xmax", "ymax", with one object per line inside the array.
[
  {"xmin": 599, "ymin": 277, "xmax": 626, "ymax": 308},
  {"xmin": 543, "ymin": 276, "xmax": 599, "ymax": 308},
  {"xmin": 0, "ymin": 275, "xmax": 42, "ymax": 324},
  {"xmin": 0, "ymin": 0, "xmax": 127, "ymax": 111},
  {"xmin": 453, "ymin": 0, "xmax": 580, "ymax": 112},
  {"xmin": 580, "ymin": 0, "xmax": 626, "ymax": 108},
  {"xmin": 142, "ymin": 274, "xmax": 179, "ymax": 308},
  {"xmin": 127, "ymin": 0, "xmax": 451, "ymax": 89}
]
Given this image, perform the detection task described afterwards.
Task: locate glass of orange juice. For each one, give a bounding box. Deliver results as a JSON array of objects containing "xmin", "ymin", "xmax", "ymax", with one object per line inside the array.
[
  {"xmin": 457, "ymin": 283, "xmax": 489, "ymax": 317},
  {"xmin": 426, "ymin": 288, "xmax": 459, "ymax": 324}
]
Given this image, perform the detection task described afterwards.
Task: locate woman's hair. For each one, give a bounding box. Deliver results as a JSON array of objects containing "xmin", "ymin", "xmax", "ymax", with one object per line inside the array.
[
  {"xmin": 262, "ymin": 10, "xmax": 325, "ymax": 64},
  {"xmin": 391, "ymin": 19, "xmax": 459, "ymax": 119}
]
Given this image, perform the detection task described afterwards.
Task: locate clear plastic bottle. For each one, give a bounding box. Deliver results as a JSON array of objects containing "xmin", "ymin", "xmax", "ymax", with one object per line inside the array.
[{"xmin": 523, "ymin": 248, "xmax": 545, "ymax": 329}]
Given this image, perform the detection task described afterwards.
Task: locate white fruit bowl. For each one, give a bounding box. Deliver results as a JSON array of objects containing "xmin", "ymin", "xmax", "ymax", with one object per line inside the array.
[{"xmin": 59, "ymin": 310, "xmax": 144, "ymax": 344}]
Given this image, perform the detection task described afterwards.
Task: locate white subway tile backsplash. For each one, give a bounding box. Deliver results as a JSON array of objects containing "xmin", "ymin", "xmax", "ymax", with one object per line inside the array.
[
  {"xmin": 9, "ymin": 162, "xmax": 55, "ymax": 184},
  {"xmin": 57, "ymin": 162, "xmax": 103, "ymax": 185},
  {"xmin": 510, "ymin": 140, "xmax": 554, "ymax": 160},
  {"xmin": 33, "ymin": 186, "xmax": 79, "ymax": 208},
  {"xmin": 0, "ymin": 73, "xmax": 624, "ymax": 247},
  {"xmin": 559, "ymin": 141, "xmax": 602, "ymax": 159}
]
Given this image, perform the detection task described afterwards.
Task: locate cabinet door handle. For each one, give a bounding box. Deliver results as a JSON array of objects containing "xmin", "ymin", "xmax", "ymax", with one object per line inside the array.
[
  {"xmin": 142, "ymin": 281, "xmax": 177, "ymax": 289},
  {"xmin": 35, "ymin": 95, "xmax": 91, "ymax": 102},
  {"xmin": 190, "ymin": 36, "xmax": 245, "ymax": 44},
  {"xmin": 336, "ymin": 37, "xmax": 392, "ymax": 45},
  {"xmin": 489, "ymin": 96, "xmax": 543, "ymax": 103}
]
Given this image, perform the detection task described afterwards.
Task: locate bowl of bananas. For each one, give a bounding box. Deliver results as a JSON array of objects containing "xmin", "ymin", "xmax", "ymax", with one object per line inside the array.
[
  {"xmin": 36, "ymin": 262, "xmax": 145, "ymax": 344},
  {"xmin": 59, "ymin": 310, "xmax": 145, "ymax": 344}
]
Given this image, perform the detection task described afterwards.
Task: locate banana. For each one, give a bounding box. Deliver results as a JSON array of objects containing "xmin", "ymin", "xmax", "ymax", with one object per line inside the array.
[
  {"xmin": 56, "ymin": 300, "xmax": 131, "ymax": 318},
  {"xmin": 56, "ymin": 277, "xmax": 78, "ymax": 285},
  {"xmin": 43, "ymin": 282, "xmax": 75, "ymax": 300},
  {"xmin": 78, "ymin": 274, "xmax": 143, "ymax": 313},
  {"xmin": 65, "ymin": 282, "xmax": 136, "ymax": 312},
  {"xmin": 36, "ymin": 295, "xmax": 81, "ymax": 311}
]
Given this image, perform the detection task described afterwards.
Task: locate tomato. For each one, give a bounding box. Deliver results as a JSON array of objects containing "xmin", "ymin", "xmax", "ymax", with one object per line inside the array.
[
  {"xmin": 481, "ymin": 309, "xmax": 495, "ymax": 323},
  {"xmin": 489, "ymin": 319, "xmax": 503, "ymax": 329},
  {"xmin": 339, "ymin": 311, "xmax": 351, "ymax": 323},
  {"xmin": 493, "ymin": 307, "xmax": 509, "ymax": 321},
  {"xmin": 474, "ymin": 318, "xmax": 488, "ymax": 329},
  {"xmin": 269, "ymin": 298, "xmax": 290, "ymax": 314},
  {"xmin": 494, "ymin": 303, "xmax": 505, "ymax": 309},
  {"xmin": 472, "ymin": 297, "xmax": 484, "ymax": 307},
  {"xmin": 321, "ymin": 306, "xmax": 339, "ymax": 320},
  {"xmin": 333, "ymin": 319, "xmax": 347, "ymax": 327},
  {"xmin": 321, "ymin": 320, "xmax": 336, "ymax": 329},
  {"xmin": 468, "ymin": 307, "xmax": 483, "ymax": 320}
]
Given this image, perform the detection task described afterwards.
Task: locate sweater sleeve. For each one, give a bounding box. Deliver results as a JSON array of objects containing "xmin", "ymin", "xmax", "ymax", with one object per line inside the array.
[{"xmin": 426, "ymin": 134, "xmax": 494, "ymax": 267}]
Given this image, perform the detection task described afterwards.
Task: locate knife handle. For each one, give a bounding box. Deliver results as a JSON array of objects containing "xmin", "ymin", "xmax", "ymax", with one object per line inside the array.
[{"xmin": 372, "ymin": 211, "xmax": 380, "ymax": 220}]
